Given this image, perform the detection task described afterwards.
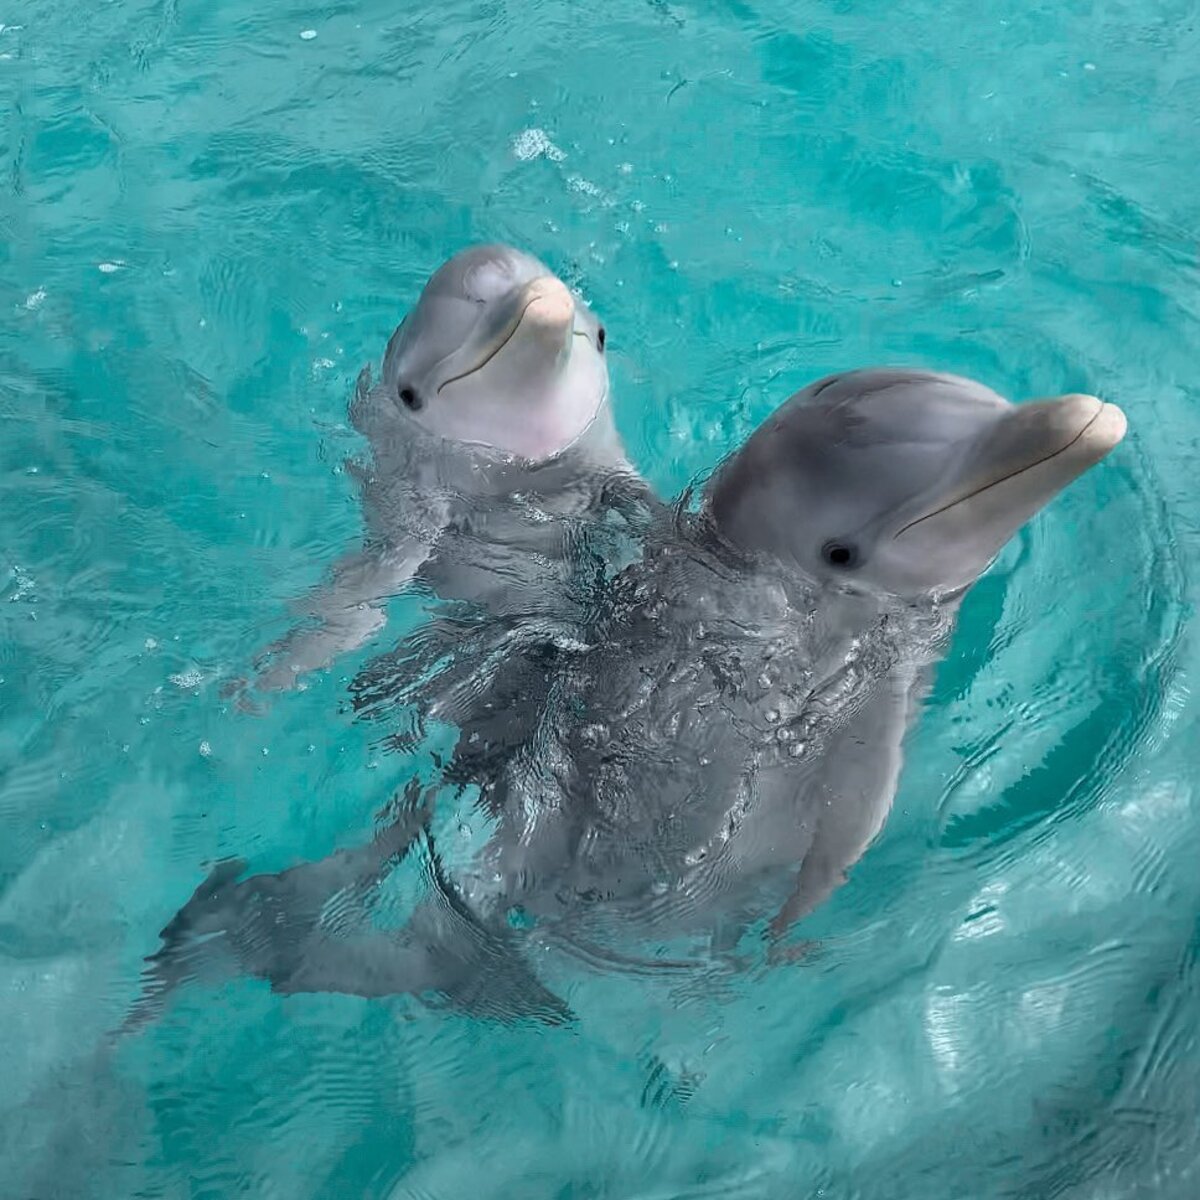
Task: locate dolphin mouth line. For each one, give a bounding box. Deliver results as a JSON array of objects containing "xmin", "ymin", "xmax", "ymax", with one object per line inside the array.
[
  {"xmin": 892, "ymin": 404, "xmax": 1105, "ymax": 539},
  {"xmin": 435, "ymin": 285, "xmax": 556, "ymax": 396}
]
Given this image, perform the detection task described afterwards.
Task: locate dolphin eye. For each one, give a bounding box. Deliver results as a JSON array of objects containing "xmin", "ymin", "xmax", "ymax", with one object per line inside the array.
[
  {"xmin": 822, "ymin": 541, "xmax": 858, "ymax": 568},
  {"xmin": 597, "ymin": 326, "xmax": 606, "ymax": 352},
  {"xmin": 399, "ymin": 386, "xmax": 423, "ymax": 412}
]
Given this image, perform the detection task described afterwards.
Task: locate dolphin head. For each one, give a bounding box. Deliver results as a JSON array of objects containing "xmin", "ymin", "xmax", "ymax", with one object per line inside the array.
[
  {"xmin": 706, "ymin": 368, "xmax": 1127, "ymax": 599},
  {"xmin": 378, "ymin": 244, "xmax": 608, "ymax": 461}
]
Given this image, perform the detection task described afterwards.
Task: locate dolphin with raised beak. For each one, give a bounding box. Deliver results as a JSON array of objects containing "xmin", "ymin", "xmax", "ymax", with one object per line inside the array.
[{"xmin": 246, "ymin": 243, "xmax": 654, "ymax": 695}]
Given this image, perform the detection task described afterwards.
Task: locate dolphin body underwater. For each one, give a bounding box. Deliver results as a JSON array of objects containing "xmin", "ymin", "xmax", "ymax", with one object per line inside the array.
[
  {"xmin": 131, "ymin": 368, "xmax": 1126, "ymax": 1027},
  {"xmin": 245, "ymin": 243, "xmax": 655, "ymax": 695}
]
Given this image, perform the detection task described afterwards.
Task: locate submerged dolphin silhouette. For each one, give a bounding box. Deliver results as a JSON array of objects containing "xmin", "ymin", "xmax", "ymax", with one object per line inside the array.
[{"xmin": 137, "ymin": 368, "xmax": 1126, "ymax": 1026}]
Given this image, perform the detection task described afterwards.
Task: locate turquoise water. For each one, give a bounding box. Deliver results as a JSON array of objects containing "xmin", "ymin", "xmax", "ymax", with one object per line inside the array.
[{"xmin": 3, "ymin": 0, "xmax": 1200, "ymax": 1196}]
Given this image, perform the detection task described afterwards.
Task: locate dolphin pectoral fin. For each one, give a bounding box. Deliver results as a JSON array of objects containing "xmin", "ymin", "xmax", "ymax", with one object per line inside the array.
[
  {"xmin": 761, "ymin": 867, "xmax": 829, "ymax": 965},
  {"xmin": 766, "ymin": 670, "xmax": 918, "ymax": 948},
  {"xmin": 766, "ymin": 862, "xmax": 843, "ymax": 942},
  {"xmin": 247, "ymin": 538, "xmax": 433, "ymax": 695}
]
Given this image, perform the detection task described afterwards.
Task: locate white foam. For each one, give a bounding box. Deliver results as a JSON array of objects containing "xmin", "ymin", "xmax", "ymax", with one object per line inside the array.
[
  {"xmin": 567, "ymin": 174, "xmax": 603, "ymax": 197},
  {"xmin": 511, "ymin": 127, "xmax": 565, "ymax": 162}
]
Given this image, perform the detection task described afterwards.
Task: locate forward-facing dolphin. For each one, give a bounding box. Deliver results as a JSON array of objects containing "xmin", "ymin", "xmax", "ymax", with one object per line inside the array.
[
  {"xmin": 138, "ymin": 368, "xmax": 1126, "ymax": 1024},
  {"xmin": 246, "ymin": 243, "xmax": 655, "ymax": 694}
]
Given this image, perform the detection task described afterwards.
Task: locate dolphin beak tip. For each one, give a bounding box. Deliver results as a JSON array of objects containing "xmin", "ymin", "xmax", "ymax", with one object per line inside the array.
[
  {"xmin": 1091, "ymin": 400, "xmax": 1127, "ymax": 453},
  {"xmin": 524, "ymin": 277, "xmax": 575, "ymax": 331},
  {"xmin": 1067, "ymin": 394, "xmax": 1127, "ymax": 458}
]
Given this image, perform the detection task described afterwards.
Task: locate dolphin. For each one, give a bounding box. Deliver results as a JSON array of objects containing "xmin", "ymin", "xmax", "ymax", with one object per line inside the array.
[
  {"xmin": 136, "ymin": 368, "xmax": 1126, "ymax": 1025},
  {"xmin": 245, "ymin": 243, "xmax": 656, "ymax": 695}
]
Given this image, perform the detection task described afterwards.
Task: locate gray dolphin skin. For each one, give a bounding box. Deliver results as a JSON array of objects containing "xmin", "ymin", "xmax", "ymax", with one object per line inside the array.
[
  {"xmin": 135, "ymin": 368, "xmax": 1126, "ymax": 1027},
  {"xmin": 247, "ymin": 243, "xmax": 654, "ymax": 694}
]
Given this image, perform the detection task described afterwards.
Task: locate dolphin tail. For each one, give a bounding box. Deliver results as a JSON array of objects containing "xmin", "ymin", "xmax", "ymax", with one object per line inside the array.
[
  {"xmin": 117, "ymin": 856, "xmax": 250, "ymax": 1037},
  {"xmin": 405, "ymin": 837, "xmax": 574, "ymax": 1026},
  {"xmin": 118, "ymin": 791, "xmax": 572, "ymax": 1032},
  {"xmin": 272, "ymin": 827, "xmax": 574, "ymax": 1027},
  {"xmin": 267, "ymin": 897, "xmax": 574, "ymax": 1028},
  {"xmin": 118, "ymin": 785, "xmax": 433, "ymax": 1037}
]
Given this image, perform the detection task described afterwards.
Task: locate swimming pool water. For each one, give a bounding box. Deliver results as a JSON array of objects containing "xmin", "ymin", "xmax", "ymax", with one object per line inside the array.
[{"xmin": 3, "ymin": 1, "xmax": 1199, "ymax": 1196}]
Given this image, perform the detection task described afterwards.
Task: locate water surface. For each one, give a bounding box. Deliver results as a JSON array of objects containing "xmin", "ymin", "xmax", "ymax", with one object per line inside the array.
[{"xmin": 3, "ymin": 1, "xmax": 1199, "ymax": 1196}]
